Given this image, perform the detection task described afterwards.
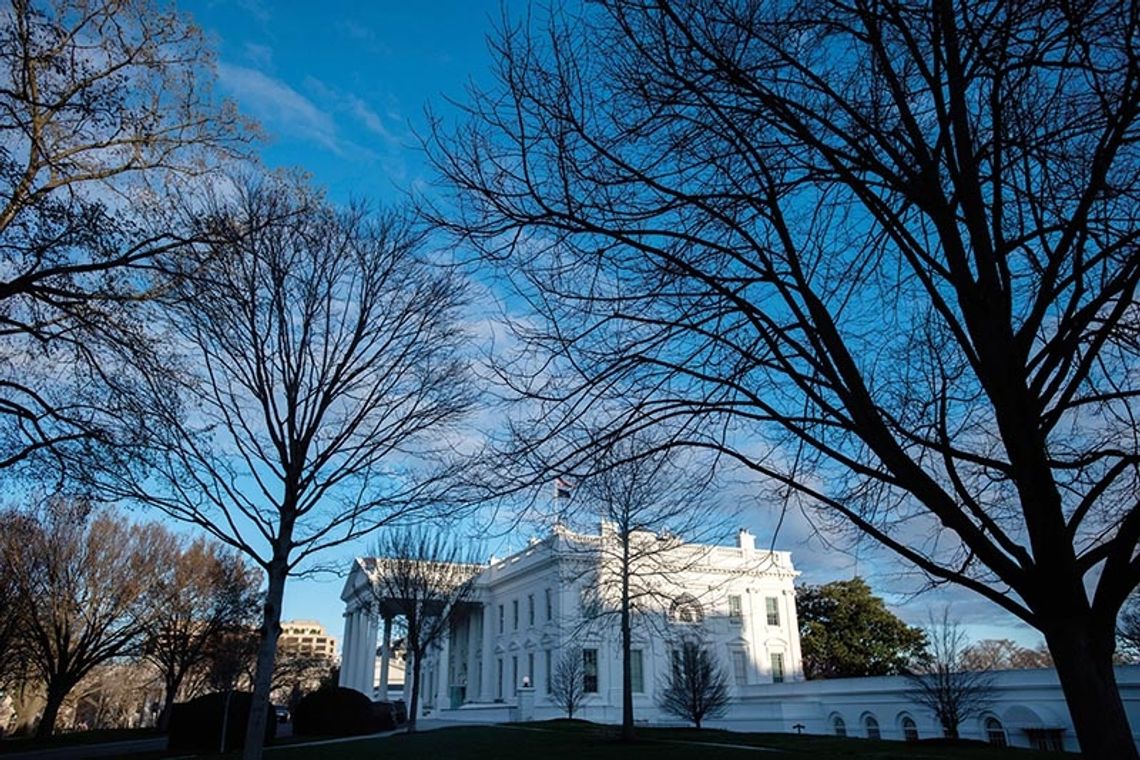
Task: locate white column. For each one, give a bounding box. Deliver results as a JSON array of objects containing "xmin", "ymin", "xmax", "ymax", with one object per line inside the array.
[
  {"xmin": 435, "ymin": 621, "xmax": 451, "ymax": 710},
  {"xmin": 465, "ymin": 611, "xmax": 478, "ymax": 703},
  {"xmin": 480, "ymin": 604, "xmax": 495, "ymax": 701},
  {"xmin": 339, "ymin": 610, "xmax": 356, "ymax": 688},
  {"xmin": 379, "ymin": 615, "xmax": 393, "ymax": 698},
  {"xmin": 352, "ymin": 610, "xmax": 368, "ymax": 692},
  {"xmin": 362, "ymin": 610, "xmax": 379, "ymax": 698}
]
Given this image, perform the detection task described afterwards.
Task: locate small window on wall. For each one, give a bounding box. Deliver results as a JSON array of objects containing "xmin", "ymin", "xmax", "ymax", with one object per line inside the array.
[
  {"xmin": 732, "ymin": 651, "xmax": 748, "ymax": 685},
  {"xmin": 770, "ymin": 652, "xmax": 785, "ymax": 683},
  {"xmin": 864, "ymin": 714, "xmax": 880, "ymax": 740},
  {"xmin": 630, "ymin": 649, "xmax": 644, "ymax": 693},
  {"xmin": 498, "ymin": 604, "xmax": 504, "ymax": 634},
  {"xmin": 513, "ymin": 599, "xmax": 519, "ymax": 629},
  {"xmin": 545, "ymin": 588, "xmax": 553, "ymax": 620},
  {"xmin": 985, "ymin": 716, "xmax": 1007, "ymax": 748},
  {"xmin": 900, "ymin": 715, "xmax": 919, "ymax": 742},
  {"xmin": 765, "ymin": 597, "xmax": 780, "ymax": 626},
  {"xmin": 528, "ymin": 594, "xmax": 535, "ymax": 626},
  {"xmin": 670, "ymin": 594, "xmax": 704, "ymax": 624},
  {"xmin": 497, "ymin": 658, "xmax": 503, "ymax": 699},
  {"xmin": 545, "ymin": 650, "xmax": 553, "ymax": 694},
  {"xmin": 832, "ymin": 715, "xmax": 847, "ymax": 737},
  {"xmin": 728, "ymin": 595, "xmax": 742, "ymax": 623},
  {"xmin": 583, "ymin": 648, "xmax": 599, "ymax": 692}
]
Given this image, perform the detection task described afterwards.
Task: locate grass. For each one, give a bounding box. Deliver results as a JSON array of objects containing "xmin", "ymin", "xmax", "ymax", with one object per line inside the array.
[
  {"xmin": 0, "ymin": 727, "xmax": 161, "ymax": 754},
  {"xmin": 0, "ymin": 721, "xmax": 1075, "ymax": 759},
  {"xmin": 189, "ymin": 721, "xmax": 1075, "ymax": 760}
]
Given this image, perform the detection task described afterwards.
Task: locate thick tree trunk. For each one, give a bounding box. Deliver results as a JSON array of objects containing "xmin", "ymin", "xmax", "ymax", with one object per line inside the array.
[
  {"xmin": 407, "ymin": 653, "xmax": 423, "ymax": 732},
  {"xmin": 620, "ymin": 539, "xmax": 635, "ymax": 742},
  {"xmin": 241, "ymin": 559, "xmax": 287, "ymax": 760},
  {"xmin": 1045, "ymin": 618, "xmax": 1137, "ymax": 759},
  {"xmin": 157, "ymin": 670, "xmax": 183, "ymax": 732},
  {"xmin": 35, "ymin": 681, "xmax": 69, "ymax": 738}
]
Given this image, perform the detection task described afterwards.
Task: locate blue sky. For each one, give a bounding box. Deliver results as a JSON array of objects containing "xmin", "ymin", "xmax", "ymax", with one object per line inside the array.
[{"xmin": 181, "ymin": 0, "xmax": 1042, "ymax": 651}]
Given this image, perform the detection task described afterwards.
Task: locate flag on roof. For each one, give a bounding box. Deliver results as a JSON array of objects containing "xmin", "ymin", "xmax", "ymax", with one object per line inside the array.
[{"xmin": 554, "ymin": 476, "xmax": 574, "ymax": 500}]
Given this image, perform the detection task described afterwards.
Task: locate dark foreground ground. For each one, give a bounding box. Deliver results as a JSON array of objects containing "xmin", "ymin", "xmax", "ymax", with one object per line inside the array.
[{"xmin": 0, "ymin": 720, "xmax": 1078, "ymax": 759}]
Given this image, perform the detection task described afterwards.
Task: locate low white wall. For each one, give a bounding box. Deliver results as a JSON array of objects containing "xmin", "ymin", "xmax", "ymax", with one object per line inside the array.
[{"xmin": 435, "ymin": 665, "xmax": 1140, "ymax": 753}]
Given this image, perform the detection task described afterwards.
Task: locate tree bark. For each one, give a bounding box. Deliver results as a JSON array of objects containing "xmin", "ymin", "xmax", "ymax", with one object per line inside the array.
[
  {"xmin": 620, "ymin": 536, "xmax": 635, "ymax": 742},
  {"xmin": 35, "ymin": 680, "xmax": 70, "ymax": 738},
  {"xmin": 157, "ymin": 669, "xmax": 183, "ymax": 732},
  {"xmin": 241, "ymin": 558, "xmax": 287, "ymax": 760},
  {"xmin": 407, "ymin": 652, "xmax": 423, "ymax": 732},
  {"xmin": 1045, "ymin": 617, "xmax": 1138, "ymax": 759}
]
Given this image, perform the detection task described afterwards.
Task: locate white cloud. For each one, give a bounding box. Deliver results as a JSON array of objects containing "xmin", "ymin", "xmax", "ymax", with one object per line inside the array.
[{"xmin": 217, "ymin": 62, "xmax": 344, "ymax": 155}]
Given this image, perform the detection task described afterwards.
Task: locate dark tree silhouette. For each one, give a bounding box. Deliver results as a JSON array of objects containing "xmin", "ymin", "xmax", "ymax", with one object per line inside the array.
[
  {"xmin": 428, "ymin": 2, "xmax": 1140, "ymax": 755},
  {"xmin": 552, "ymin": 436, "xmax": 727, "ymax": 741},
  {"xmin": 0, "ymin": 502, "xmax": 177, "ymax": 737},
  {"xmin": 144, "ymin": 538, "xmax": 262, "ymax": 730},
  {"xmin": 364, "ymin": 526, "xmax": 481, "ymax": 731},
  {"xmin": 105, "ymin": 178, "xmax": 474, "ymax": 759},
  {"xmin": 0, "ymin": 0, "xmax": 249, "ymax": 474},
  {"xmin": 905, "ymin": 611, "xmax": 995, "ymax": 739},
  {"xmin": 549, "ymin": 647, "xmax": 587, "ymax": 720},
  {"xmin": 657, "ymin": 641, "xmax": 730, "ymax": 729}
]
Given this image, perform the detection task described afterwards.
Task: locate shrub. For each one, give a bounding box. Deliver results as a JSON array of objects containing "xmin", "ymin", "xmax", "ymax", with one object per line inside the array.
[
  {"xmin": 392, "ymin": 699, "xmax": 407, "ymax": 724},
  {"xmin": 292, "ymin": 687, "xmax": 376, "ymax": 736},
  {"xmin": 168, "ymin": 691, "xmax": 276, "ymax": 752}
]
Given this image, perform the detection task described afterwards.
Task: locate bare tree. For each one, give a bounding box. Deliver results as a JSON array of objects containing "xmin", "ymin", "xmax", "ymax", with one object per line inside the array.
[
  {"xmin": 365, "ymin": 526, "xmax": 481, "ymax": 732},
  {"xmin": 428, "ymin": 2, "xmax": 1140, "ymax": 755},
  {"xmin": 0, "ymin": 0, "xmax": 250, "ymax": 474},
  {"xmin": 548, "ymin": 647, "xmax": 586, "ymax": 719},
  {"xmin": 144, "ymin": 538, "xmax": 262, "ymax": 730},
  {"xmin": 657, "ymin": 640, "xmax": 730, "ymax": 729},
  {"xmin": 102, "ymin": 177, "xmax": 474, "ymax": 759},
  {"xmin": 0, "ymin": 501, "xmax": 177, "ymax": 737},
  {"xmin": 961, "ymin": 639, "xmax": 1053, "ymax": 672},
  {"xmin": 905, "ymin": 611, "xmax": 995, "ymax": 739},
  {"xmin": 555, "ymin": 436, "xmax": 727, "ymax": 741}
]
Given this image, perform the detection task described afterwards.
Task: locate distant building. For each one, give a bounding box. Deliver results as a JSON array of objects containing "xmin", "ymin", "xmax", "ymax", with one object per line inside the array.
[{"xmin": 279, "ymin": 620, "xmax": 339, "ymax": 661}]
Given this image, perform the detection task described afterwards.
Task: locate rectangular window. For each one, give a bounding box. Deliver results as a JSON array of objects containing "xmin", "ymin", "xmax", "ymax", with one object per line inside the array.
[
  {"xmin": 497, "ymin": 658, "xmax": 503, "ymax": 699},
  {"xmin": 499, "ymin": 604, "xmax": 504, "ymax": 634},
  {"xmin": 513, "ymin": 599, "xmax": 519, "ymax": 630},
  {"xmin": 728, "ymin": 595, "xmax": 742, "ymax": 623},
  {"xmin": 630, "ymin": 649, "xmax": 644, "ymax": 693},
  {"xmin": 545, "ymin": 650, "xmax": 552, "ymax": 694},
  {"xmin": 528, "ymin": 594, "xmax": 535, "ymax": 626},
  {"xmin": 528, "ymin": 652, "xmax": 534, "ymax": 686},
  {"xmin": 583, "ymin": 648, "xmax": 599, "ymax": 693},
  {"xmin": 512, "ymin": 655, "xmax": 518, "ymax": 695},
  {"xmin": 545, "ymin": 588, "xmax": 553, "ymax": 620},
  {"xmin": 766, "ymin": 597, "xmax": 780, "ymax": 627},
  {"xmin": 771, "ymin": 652, "xmax": 785, "ymax": 683},
  {"xmin": 732, "ymin": 651, "xmax": 748, "ymax": 685}
]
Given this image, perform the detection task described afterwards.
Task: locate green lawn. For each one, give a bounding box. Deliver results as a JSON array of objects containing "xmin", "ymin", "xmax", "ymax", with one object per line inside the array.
[
  {"xmin": 244, "ymin": 722, "xmax": 1073, "ymax": 760},
  {"xmin": 0, "ymin": 727, "xmax": 161, "ymax": 754},
  {"xmin": 0, "ymin": 721, "xmax": 1075, "ymax": 759}
]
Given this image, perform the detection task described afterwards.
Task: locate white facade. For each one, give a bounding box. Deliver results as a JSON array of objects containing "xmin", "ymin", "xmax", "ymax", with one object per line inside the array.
[
  {"xmin": 338, "ymin": 525, "xmax": 802, "ymax": 721},
  {"xmin": 337, "ymin": 526, "xmax": 1140, "ymax": 752}
]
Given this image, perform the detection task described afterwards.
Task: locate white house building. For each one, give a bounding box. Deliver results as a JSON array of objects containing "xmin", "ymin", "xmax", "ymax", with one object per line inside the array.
[
  {"xmin": 339, "ymin": 524, "xmax": 801, "ymax": 721},
  {"xmin": 338, "ymin": 523, "xmax": 1140, "ymax": 752}
]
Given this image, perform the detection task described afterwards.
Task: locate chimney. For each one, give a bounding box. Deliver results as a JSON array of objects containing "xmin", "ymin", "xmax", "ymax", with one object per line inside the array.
[{"xmin": 737, "ymin": 528, "xmax": 755, "ymax": 552}]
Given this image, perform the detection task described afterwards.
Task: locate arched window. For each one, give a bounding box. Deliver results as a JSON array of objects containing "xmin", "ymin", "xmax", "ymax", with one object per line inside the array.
[
  {"xmin": 670, "ymin": 594, "xmax": 704, "ymax": 624},
  {"xmin": 863, "ymin": 714, "xmax": 881, "ymax": 740},
  {"xmin": 832, "ymin": 715, "xmax": 847, "ymax": 737},
  {"xmin": 984, "ymin": 716, "xmax": 1007, "ymax": 748},
  {"xmin": 899, "ymin": 715, "xmax": 918, "ymax": 742}
]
